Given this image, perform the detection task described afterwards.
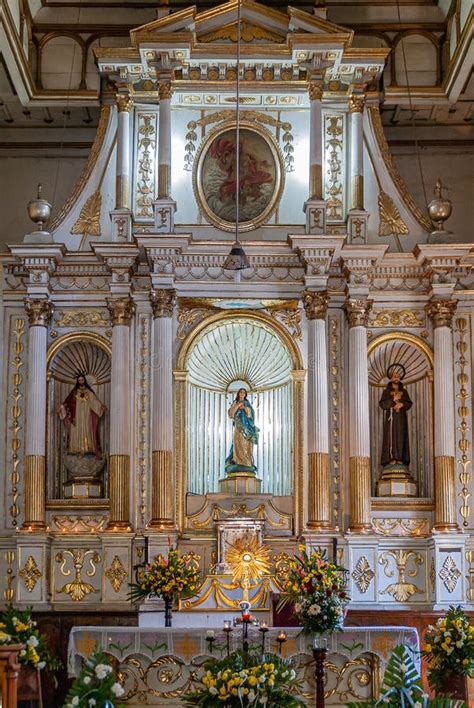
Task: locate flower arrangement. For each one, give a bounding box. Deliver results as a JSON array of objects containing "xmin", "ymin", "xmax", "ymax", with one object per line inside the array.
[
  {"xmin": 0, "ymin": 604, "xmax": 60, "ymax": 671},
  {"xmin": 63, "ymin": 647, "xmax": 125, "ymax": 708},
  {"xmin": 184, "ymin": 650, "xmax": 304, "ymax": 707},
  {"xmin": 128, "ymin": 547, "xmax": 200, "ymax": 604},
  {"xmin": 279, "ymin": 546, "xmax": 349, "ymax": 635},
  {"xmin": 423, "ymin": 605, "xmax": 474, "ymax": 693}
]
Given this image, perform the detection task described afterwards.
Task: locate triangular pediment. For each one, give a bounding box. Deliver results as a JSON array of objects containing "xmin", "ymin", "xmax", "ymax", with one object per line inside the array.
[{"xmin": 130, "ymin": 0, "xmax": 353, "ymax": 46}]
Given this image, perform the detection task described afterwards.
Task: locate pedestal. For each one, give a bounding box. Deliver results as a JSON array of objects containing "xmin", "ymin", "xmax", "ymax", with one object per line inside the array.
[
  {"xmin": 304, "ymin": 199, "xmax": 327, "ymax": 234},
  {"xmin": 377, "ymin": 463, "xmax": 418, "ymax": 497},
  {"xmin": 218, "ymin": 474, "xmax": 262, "ymax": 494}
]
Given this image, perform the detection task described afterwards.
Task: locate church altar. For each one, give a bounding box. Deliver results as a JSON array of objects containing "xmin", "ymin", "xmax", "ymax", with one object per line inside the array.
[{"xmin": 67, "ymin": 625, "xmax": 420, "ymax": 706}]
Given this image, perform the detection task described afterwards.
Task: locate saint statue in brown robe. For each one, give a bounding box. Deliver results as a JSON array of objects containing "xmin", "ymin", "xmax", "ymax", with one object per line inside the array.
[
  {"xmin": 379, "ymin": 365, "xmax": 412, "ymax": 467},
  {"xmin": 59, "ymin": 374, "xmax": 106, "ymax": 458}
]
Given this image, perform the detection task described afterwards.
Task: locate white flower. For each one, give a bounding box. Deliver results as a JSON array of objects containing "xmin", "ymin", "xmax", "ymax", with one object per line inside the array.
[
  {"xmin": 37, "ymin": 661, "xmax": 46, "ymax": 670},
  {"xmin": 19, "ymin": 649, "xmax": 26, "ymax": 657},
  {"xmin": 27, "ymin": 636, "xmax": 39, "ymax": 648},
  {"xmin": 111, "ymin": 682, "xmax": 124, "ymax": 697},
  {"xmin": 456, "ymin": 640, "xmax": 464, "ymax": 648},
  {"xmin": 258, "ymin": 674, "xmax": 267, "ymax": 683},
  {"xmin": 239, "ymin": 670, "xmax": 248, "ymax": 679},
  {"xmin": 248, "ymin": 689, "xmax": 256, "ymax": 702},
  {"xmin": 308, "ymin": 605, "xmax": 321, "ymax": 616},
  {"xmin": 71, "ymin": 697, "xmax": 80, "ymax": 706},
  {"xmin": 261, "ymin": 696, "xmax": 268, "ymax": 705},
  {"xmin": 12, "ymin": 617, "xmax": 18, "ymax": 624},
  {"xmin": 289, "ymin": 669, "xmax": 296, "ymax": 680},
  {"xmin": 444, "ymin": 631, "xmax": 451, "ymax": 637},
  {"xmin": 294, "ymin": 603, "xmax": 302, "ymax": 613},
  {"xmin": 414, "ymin": 703, "xmax": 423, "ymax": 708},
  {"xmin": 94, "ymin": 663, "xmax": 112, "ymax": 680},
  {"xmin": 83, "ymin": 676, "xmax": 91, "ymax": 685},
  {"xmin": 209, "ymin": 687, "xmax": 218, "ymax": 696},
  {"xmin": 88, "ymin": 700, "xmax": 96, "ymax": 707}
]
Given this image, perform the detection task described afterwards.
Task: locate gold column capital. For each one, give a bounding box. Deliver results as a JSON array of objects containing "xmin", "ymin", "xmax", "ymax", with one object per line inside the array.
[
  {"xmin": 303, "ymin": 290, "xmax": 329, "ymax": 320},
  {"xmin": 24, "ymin": 298, "xmax": 54, "ymax": 327},
  {"xmin": 116, "ymin": 93, "xmax": 133, "ymax": 113},
  {"xmin": 349, "ymin": 95, "xmax": 365, "ymax": 113},
  {"xmin": 150, "ymin": 288, "xmax": 176, "ymax": 318},
  {"xmin": 158, "ymin": 81, "xmax": 173, "ymax": 101},
  {"xmin": 107, "ymin": 296, "xmax": 136, "ymax": 326},
  {"xmin": 344, "ymin": 298, "xmax": 372, "ymax": 328},
  {"xmin": 426, "ymin": 299, "xmax": 458, "ymax": 328},
  {"xmin": 308, "ymin": 82, "xmax": 324, "ymax": 101}
]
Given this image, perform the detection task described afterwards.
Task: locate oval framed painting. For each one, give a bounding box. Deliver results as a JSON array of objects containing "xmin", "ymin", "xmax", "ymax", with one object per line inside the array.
[{"xmin": 193, "ymin": 121, "xmax": 284, "ymax": 232}]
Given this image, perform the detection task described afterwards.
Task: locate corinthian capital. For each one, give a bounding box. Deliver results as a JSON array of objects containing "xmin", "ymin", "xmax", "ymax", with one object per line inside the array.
[
  {"xmin": 158, "ymin": 81, "xmax": 173, "ymax": 101},
  {"xmin": 308, "ymin": 82, "xmax": 323, "ymax": 102},
  {"xmin": 426, "ymin": 298, "xmax": 457, "ymax": 329},
  {"xmin": 24, "ymin": 298, "xmax": 54, "ymax": 327},
  {"xmin": 344, "ymin": 298, "xmax": 372, "ymax": 328},
  {"xmin": 107, "ymin": 297, "xmax": 136, "ymax": 326},
  {"xmin": 116, "ymin": 93, "xmax": 133, "ymax": 113},
  {"xmin": 303, "ymin": 290, "xmax": 329, "ymax": 320},
  {"xmin": 348, "ymin": 95, "xmax": 365, "ymax": 113},
  {"xmin": 150, "ymin": 288, "xmax": 176, "ymax": 318}
]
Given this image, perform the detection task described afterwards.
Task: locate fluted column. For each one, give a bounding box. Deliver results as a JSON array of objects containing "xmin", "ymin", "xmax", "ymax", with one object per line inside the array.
[
  {"xmin": 426, "ymin": 298, "xmax": 458, "ymax": 531},
  {"xmin": 149, "ymin": 288, "xmax": 176, "ymax": 528},
  {"xmin": 349, "ymin": 95, "xmax": 365, "ymax": 211},
  {"xmin": 303, "ymin": 290, "xmax": 331, "ymax": 529},
  {"xmin": 23, "ymin": 298, "xmax": 54, "ymax": 530},
  {"xmin": 115, "ymin": 93, "xmax": 133, "ymax": 210},
  {"xmin": 106, "ymin": 297, "xmax": 135, "ymax": 530},
  {"xmin": 158, "ymin": 81, "xmax": 172, "ymax": 200},
  {"xmin": 344, "ymin": 298, "xmax": 372, "ymax": 531},
  {"xmin": 308, "ymin": 82, "xmax": 324, "ymax": 201}
]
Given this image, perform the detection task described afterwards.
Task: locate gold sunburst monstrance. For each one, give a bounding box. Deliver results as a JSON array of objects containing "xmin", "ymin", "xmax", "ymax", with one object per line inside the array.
[{"xmin": 225, "ymin": 536, "xmax": 271, "ymax": 603}]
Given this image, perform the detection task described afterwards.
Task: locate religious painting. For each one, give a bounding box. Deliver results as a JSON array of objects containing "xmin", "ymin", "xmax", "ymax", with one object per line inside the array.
[{"xmin": 194, "ymin": 123, "xmax": 284, "ymax": 231}]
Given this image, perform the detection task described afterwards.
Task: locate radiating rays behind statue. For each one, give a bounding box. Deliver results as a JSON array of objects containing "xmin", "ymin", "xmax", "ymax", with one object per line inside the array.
[{"xmin": 225, "ymin": 535, "xmax": 271, "ymax": 604}]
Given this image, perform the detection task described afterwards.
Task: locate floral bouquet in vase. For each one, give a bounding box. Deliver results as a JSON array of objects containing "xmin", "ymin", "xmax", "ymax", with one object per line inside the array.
[
  {"xmin": 278, "ymin": 546, "xmax": 349, "ymax": 636},
  {"xmin": 423, "ymin": 605, "xmax": 474, "ymax": 698},
  {"xmin": 0, "ymin": 604, "xmax": 60, "ymax": 671},
  {"xmin": 129, "ymin": 547, "xmax": 200, "ymax": 626}
]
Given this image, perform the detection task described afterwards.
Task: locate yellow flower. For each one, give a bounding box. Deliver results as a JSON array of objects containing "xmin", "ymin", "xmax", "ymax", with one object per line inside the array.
[
  {"xmin": 425, "ymin": 644, "xmax": 432, "ymax": 653},
  {"xmin": 248, "ymin": 676, "xmax": 258, "ymax": 686}
]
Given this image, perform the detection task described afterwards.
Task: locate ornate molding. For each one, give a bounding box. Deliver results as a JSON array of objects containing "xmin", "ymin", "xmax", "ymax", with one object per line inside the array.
[
  {"xmin": 55, "ymin": 549, "xmax": 100, "ymax": 601},
  {"xmin": 348, "ymin": 95, "xmax": 365, "ymax": 113},
  {"xmin": 55, "ymin": 309, "xmax": 110, "ymax": 328},
  {"xmin": 105, "ymin": 555, "xmax": 128, "ymax": 592},
  {"xmin": 344, "ymin": 298, "xmax": 372, "ymax": 328},
  {"xmin": 116, "ymin": 93, "xmax": 133, "ymax": 112},
  {"xmin": 19, "ymin": 556, "xmax": 42, "ymax": 592},
  {"xmin": 372, "ymin": 518, "xmax": 429, "ymax": 537},
  {"xmin": 24, "ymin": 298, "xmax": 54, "ymax": 327},
  {"xmin": 352, "ymin": 556, "xmax": 375, "ymax": 594},
  {"xmin": 107, "ymin": 297, "xmax": 136, "ymax": 326},
  {"xmin": 425, "ymin": 298, "xmax": 457, "ymax": 328},
  {"xmin": 379, "ymin": 549, "xmax": 424, "ymax": 603},
  {"xmin": 9, "ymin": 318, "xmax": 26, "ymax": 528},
  {"xmin": 308, "ymin": 82, "xmax": 323, "ymax": 101},
  {"xmin": 378, "ymin": 191, "xmax": 409, "ymax": 237},
  {"xmin": 303, "ymin": 290, "xmax": 329, "ymax": 320},
  {"xmin": 50, "ymin": 515, "xmax": 107, "ymax": 534},
  {"xmin": 439, "ymin": 555, "xmax": 461, "ymax": 593},
  {"xmin": 455, "ymin": 317, "xmax": 471, "ymax": 528},
  {"xmin": 150, "ymin": 288, "xmax": 176, "ymax": 319},
  {"xmin": 370, "ymin": 309, "xmax": 426, "ymax": 328},
  {"xmin": 158, "ymin": 81, "xmax": 172, "ymax": 100}
]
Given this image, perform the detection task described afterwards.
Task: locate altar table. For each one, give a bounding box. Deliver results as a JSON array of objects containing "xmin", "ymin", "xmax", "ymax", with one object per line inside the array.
[{"xmin": 68, "ymin": 625, "xmax": 419, "ymax": 706}]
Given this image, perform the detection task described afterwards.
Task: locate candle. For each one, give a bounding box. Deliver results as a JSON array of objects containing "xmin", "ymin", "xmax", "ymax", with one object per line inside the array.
[
  {"xmin": 223, "ymin": 620, "xmax": 232, "ymax": 631},
  {"xmin": 206, "ymin": 630, "xmax": 215, "ymax": 639},
  {"xmin": 259, "ymin": 622, "xmax": 269, "ymax": 632},
  {"xmin": 242, "ymin": 611, "xmax": 251, "ymax": 621},
  {"xmin": 277, "ymin": 631, "xmax": 287, "ymax": 641}
]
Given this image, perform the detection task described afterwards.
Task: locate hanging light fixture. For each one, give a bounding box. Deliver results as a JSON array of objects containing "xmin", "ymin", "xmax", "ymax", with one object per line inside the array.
[
  {"xmin": 223, "ymin": 0, "xmax": 250, "ymax": 272},
  {"xmin": 394, "ymin": 0, "xmax": 453, "ymax": 243}
]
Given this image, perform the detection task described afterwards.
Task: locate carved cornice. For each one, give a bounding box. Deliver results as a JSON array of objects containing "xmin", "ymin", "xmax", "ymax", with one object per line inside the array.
[
  {"xmin": 116, "ymin": 93, "xmax": 134, "ymax": 113},
  {"xmin": 425, "ymin": 298, "xmax": 458, "ymax": 329},
  {"xmin": 24, "ymin": 298, "xmax": 54, "ymax": 327},
  {"xmin": 107, "ymin": 297, "xmax": 136, "ymax": 326},
  {"xmin": 344, "ymin": 298, "xmax": 372, "ymax": 328},
  {"xmin": 150, "ymin": 288, "xmax": 176, "ymax": 318},
  {"xmin": 303, "ymin": 290, "xmax": 329, "ymax": 320}
]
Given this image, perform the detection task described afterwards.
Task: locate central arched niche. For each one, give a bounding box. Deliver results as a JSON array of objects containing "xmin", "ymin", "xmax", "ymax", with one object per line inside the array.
[{"xmin": 185, "ymin": 317, "xmax": 294, "ymax": 495}]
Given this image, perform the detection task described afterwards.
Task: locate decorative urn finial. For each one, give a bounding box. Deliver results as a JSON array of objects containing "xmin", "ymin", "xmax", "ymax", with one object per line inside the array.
[
  {"xmin": 428, "ymin": 178, "xmax": 452, "ymax": 236},
  {"xmin": 27, "ymin": 183, "xmax": 52, "ymax": 232}
]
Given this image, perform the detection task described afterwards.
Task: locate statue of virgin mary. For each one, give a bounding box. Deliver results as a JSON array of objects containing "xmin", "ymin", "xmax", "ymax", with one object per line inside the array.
[{"xmin": 225, "ymin": 388, "xmax": 259, "ymax": 474}]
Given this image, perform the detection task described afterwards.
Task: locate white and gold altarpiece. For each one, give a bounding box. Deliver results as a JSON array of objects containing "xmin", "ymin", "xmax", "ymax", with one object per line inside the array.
[{"xmin": 1, "ymin": 0, "xmax": 474, "ymax": 629}]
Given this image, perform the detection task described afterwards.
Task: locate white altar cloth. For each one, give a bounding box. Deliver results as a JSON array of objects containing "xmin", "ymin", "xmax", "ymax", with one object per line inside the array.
[{"xmin": 68, "ymin": 625, "xmax": 419, "ymax": 706}]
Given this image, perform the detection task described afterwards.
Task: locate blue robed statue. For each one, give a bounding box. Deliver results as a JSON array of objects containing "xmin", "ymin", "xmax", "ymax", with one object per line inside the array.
[{"xmin": 225, "ymin": 388, "xmax": 259, "ymax": 474}]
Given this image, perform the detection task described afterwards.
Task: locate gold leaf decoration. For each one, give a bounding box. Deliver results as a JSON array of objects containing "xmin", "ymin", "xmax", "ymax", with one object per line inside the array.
[
  {"xmin": 226, "ymin": 536, "xmax": 271, "ymax": 603},
  {"xmin": 71, "ymin": 190, "xmax": 102, "ymax": 241},
  {"xmin": 105, "ymin": 555, "xmax": 128, "ymax": 593},
  {"xmin": 378, "ymin": 191, "xmax": 409, "ymax": 237},
  {"xmin": 19, "ymin": 555, "xmax": 42, "ymax": 592},
  {"xmin": 200, "ymin": 21, "xmax": 285, "ymax": 43}
]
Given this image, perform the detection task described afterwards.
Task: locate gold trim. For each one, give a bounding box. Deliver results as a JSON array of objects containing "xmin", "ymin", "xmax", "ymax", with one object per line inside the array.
[
  {"xmin": 455, "ymin": 317, "xmax": 471, "ymax": 528},
  {"xmin": 107, "ymin": 297, "xmax": 136, "ymax": 327},
  {"xmin": 434, "ymin": 455, "xmax": 458, "ymax": 531},
  {"xmin": 351, "ymin": 175, "xmax": 364, "ymax": 210},
  {"xmin": 307, "ymin": 452, "xmax": 331, "ymax": 529},
  {"xmin": 372, "ymin": 499, "xmax": 434, "ymax": 510},
  {"xmin": 192, "ymin": 119, "xmax": 285, "ymax": 233},
  {"xmin": 115, "ymin": 175, "xmax": 130, "ymax": 210},
  {"xmin": 426, "ymin": 299, "xmax": 458, "ymax": 329},
  {"xmin": 310, "ymin": 163, "xmax": 323, "ymax": 200},
  {"xmin": 107, "ymin": 455, "xmax": 130, "ymax": 528},
  {"xmin": 158, "ymin": 164, "xmax": 171, "ymax": 199},
  {"xmin": 19, "ymin": 556, "xmax": 42, "ymax": 592},
  {"xmin": 368, "ymin": 106, "xmax": 431, "ymax": 232},
  {"xmin": 344, "ymin": 298, "xmax": 372, "ymax": 328},
  {"xmin": 303, "ymin": 291, "xmax": 329, "ymax": 321},
  {"xmin": 48, "ymin": 105, "xmax": 111, "ymax": 232},
  {"xmin": 116, "ymin": 94, "xmax": 133, "ymax": 113},
  {"xmin": 367, "ymin": 331, "xmax": 434, "ymax": 367},
  {"xmin": 23, "ymin": 455, "xmax": 46, "ymax": 529},
  {"xmin": 47, "ymin": 331, "xmax": 111, "ymax": 367},
  {"xmin": 349, "ymin": 456, "xmax": 372, "ymax": 531},
  {"xmin": 105, "ymin": 555, "xmax": 128, "ymax": 592},
  {"xmin": 24, "ymin": 298, "xmax": 54, "ymax": 327},
  {"xmin": 149, "ymin": 450, "xmax": 174, "ymax": 527}
]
